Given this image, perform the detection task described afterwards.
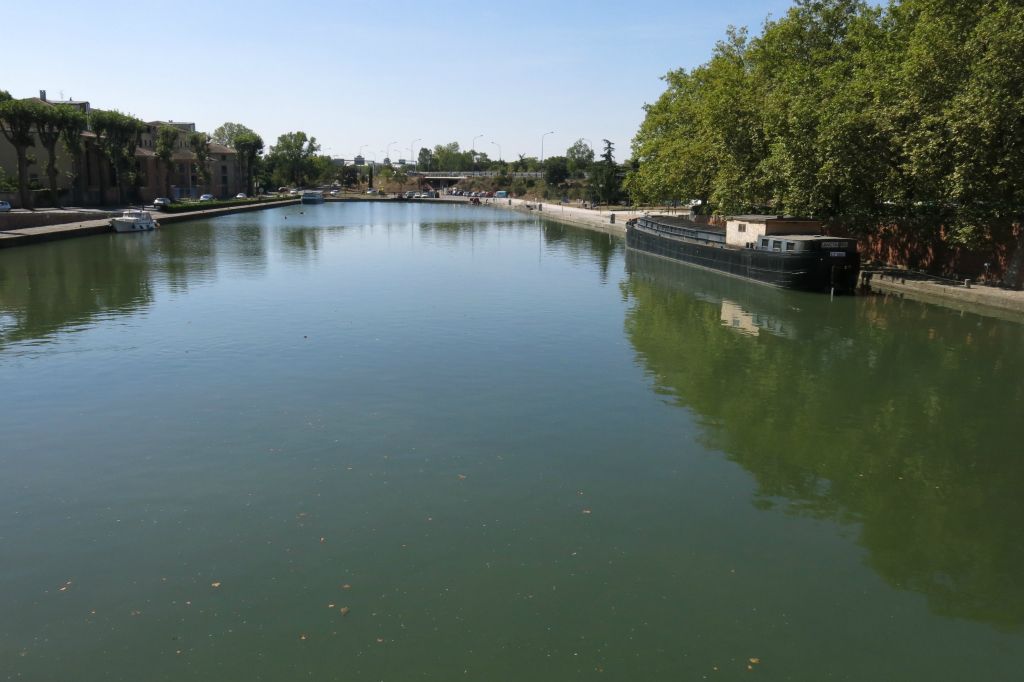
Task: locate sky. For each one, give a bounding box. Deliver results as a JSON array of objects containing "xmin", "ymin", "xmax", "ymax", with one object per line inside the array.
[{"xmin": 4, "ymin": 0, "xmax": 796, "ymax": 162}]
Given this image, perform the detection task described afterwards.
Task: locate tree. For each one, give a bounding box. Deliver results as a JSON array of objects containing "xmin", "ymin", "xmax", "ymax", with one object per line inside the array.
[
  {"xmin": 417, "ymin": 146, "xmax": 435, "ymax": 171},
  {"xmin": 188, "ymin": 132, "xmax": 211, "ymax": 189},
  {"xmin": 0, "ymin": 96, "xmax": 48, "ymax": 209},
  {"xmin": 154, "ymin": 125, "xmax": 179, "ymax": 197},
  {"xmin": 58, "ymin": 106, "xmax": 88, "ymax": 205},
  {"xmin": 592, "ymin": 140, "xmax": 622, "ymax": 205},
  {"xmin": 566, "ymin": 139, "xmax": 595, "ymax": 178},
  {"xmin": 543, "ymin": 156, "xmax": 569, "ymax": 186},
  {"xmin": 91, "ymin": 109, "xmax": 144, "ymax": 205},
  {"xmin": 233, "ymin": 131, "xmax": 264, "ymax": 195},
  {"xmin": 211, "ymin": 122, "xmax": 256, "ymax": 148},
  {"xmin": 266, "ymin": 131, "xmax": 320, "ymax": 186}
]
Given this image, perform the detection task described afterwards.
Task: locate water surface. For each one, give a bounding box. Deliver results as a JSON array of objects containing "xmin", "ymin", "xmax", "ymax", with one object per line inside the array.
[{"xmin": 1, "ymin": 202, "xmax": 1022, "ymax": 680}]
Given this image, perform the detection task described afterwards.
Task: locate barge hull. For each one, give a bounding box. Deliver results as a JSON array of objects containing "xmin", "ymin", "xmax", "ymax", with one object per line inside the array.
[{"xmin": 626, "ymin": 220, "xmax": 859, "ymax": 293}]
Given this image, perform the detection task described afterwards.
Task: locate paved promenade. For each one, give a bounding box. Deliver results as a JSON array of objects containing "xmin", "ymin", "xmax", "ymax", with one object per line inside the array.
[{"xmin": 0, "ymin": 199, "xmax": 299, "ymax": 249}]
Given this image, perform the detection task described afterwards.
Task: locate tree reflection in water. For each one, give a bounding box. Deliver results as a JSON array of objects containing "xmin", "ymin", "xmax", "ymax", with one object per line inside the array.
[{"xmin": 623, "ymin": 250, "xmax": 1024, "ymax": 630}]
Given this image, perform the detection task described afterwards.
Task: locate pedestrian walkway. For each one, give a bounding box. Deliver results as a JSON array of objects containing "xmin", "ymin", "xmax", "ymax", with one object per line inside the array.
[{"xmin": 0, "ymin": 199, "xmax": 299, "ymax": 249}]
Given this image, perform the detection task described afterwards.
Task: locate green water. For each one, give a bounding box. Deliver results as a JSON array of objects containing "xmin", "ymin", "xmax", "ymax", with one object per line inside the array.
[{"xmin": 1, "ymin": 202, "xmax": 1022, "ymax": 681}]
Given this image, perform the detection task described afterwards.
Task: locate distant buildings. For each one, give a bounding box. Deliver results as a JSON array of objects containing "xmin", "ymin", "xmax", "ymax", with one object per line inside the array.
[{"xmin": 0, "ymin": 90, "xmax": 243, "ymax": 208}]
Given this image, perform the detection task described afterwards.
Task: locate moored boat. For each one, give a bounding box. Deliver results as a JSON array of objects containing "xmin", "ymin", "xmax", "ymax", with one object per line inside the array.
[
  {"xmin": 110, "ymin": 209, "xmax": 159, "ymax": 233},
  {"xmin": 625, "ymin": 214, "xmax": 859, "ymax": 293}
]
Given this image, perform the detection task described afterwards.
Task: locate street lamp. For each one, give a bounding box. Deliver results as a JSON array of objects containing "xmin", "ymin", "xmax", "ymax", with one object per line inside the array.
[
  {"xmin": 410, "ymin": 138, "xmax": 421, "ymax": 166},
  {"xmin": 541, "ymin": 130, "xmax": 555, "ymax": 162},
  {"xmin": 386, "ymin": 141, "xmax": 397, "ymax": 165},
  {"xmin": 491, "ymin": 141, "xmax": 502, "ymax": 162},
  {"xmin": 472, "ymin": 134, "xmax": 483, "ymax": 153}
]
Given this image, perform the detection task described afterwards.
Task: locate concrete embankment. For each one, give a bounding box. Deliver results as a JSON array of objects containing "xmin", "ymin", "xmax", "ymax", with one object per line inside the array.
[
  {"xmin": 866, "ymin": 273, "xmax": 1024, "ymax": 320},
  {"xmin": 0, "ymin": 199, "xmax": 299, "ymax": 249},
  {"xmin": 476, "ymin": 196, "xmax": 634, "ymax": 234},
  {"xmin": 482, "ymin": 197, "xmax": 1024, "ymax": 319}
]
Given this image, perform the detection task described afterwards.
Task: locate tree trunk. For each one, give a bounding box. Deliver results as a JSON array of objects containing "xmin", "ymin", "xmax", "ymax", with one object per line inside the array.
[
  {"xmin": 15, "ymin": 146, "xmax": 32, "ymax": 210},
  {"xmin": 98, "ymin": 155, "xmax": 109, "ymax": 206},
  {"xmin": 44, "ymin": 141, "xmax": 60, "ymax": 208},
  {"xmin": 1002, "ymin": 222, "xmax": 1024, "ymax": 289},
  {"xmin": 70, "ymin": 149, "xmax": 83, "ymax": 205}
]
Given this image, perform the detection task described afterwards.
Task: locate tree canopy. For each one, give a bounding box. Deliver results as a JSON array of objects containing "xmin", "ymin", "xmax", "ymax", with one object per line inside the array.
[
  {"xmin": 211, "ymin": 122, "xmax": 257, "ymax": 148},
  {"xmin": 626, "ymin": 0, "xmax": 1024, "ymax": 257},
  {"xmin": 266, "ymin": 132, "xmax": 320, "ymax": 187}
]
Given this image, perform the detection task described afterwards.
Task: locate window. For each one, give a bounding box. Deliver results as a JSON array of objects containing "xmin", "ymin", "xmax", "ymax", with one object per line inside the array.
[
  {"xmin": 761, "ymin": 239, "xmax": 769, "ymax": 247},
  {"xmin": 785, "ymin": 242, "xmax": 795, "ymax": 251},
  {"xmin": 738, "ymin": 223, "xmax": 746, "ymax": 233}
]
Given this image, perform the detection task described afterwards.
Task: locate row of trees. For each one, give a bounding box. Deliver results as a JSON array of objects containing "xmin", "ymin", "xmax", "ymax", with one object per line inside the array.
[
  {"xmin": 0, "ymin": 91, "xmax": 227, "ymax": 209},
  {"xmin": 0, "ymin": 91, "xmax": 90, "ymax": 209},
  {"xmin": 625, "ymin": 0, "xmax": 1024, "ymax": 279}
]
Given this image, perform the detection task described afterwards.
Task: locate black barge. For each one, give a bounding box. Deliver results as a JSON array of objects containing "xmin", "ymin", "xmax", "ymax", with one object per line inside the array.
[{"xmin": 625, "ymin": 214, "xmax": 860, "ymax": 293}]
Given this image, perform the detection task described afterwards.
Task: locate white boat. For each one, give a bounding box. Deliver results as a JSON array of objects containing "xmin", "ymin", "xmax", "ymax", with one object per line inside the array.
[
  {"xmin": 111, "ymin": 209, "xmax": 159, "ymax": 233},
  {"xmin": 300, "ymin": 190, "xmax": 324, "ymax": 204}
]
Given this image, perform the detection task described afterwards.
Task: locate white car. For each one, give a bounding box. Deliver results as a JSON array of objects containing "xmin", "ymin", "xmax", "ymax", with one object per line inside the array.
[
  {"xmin": 153, "ymin": 197, "xmax": 172, "ymax": 210},
  {"xmin": 235, "ymin": 193, "xmax": 247, "ymax": 199},
  {"xmin": 199, "ymin": 194, "xmax": 214, "ymax": 201},
  {"xmin": 0, "ymin": 200, "xmax": 11, "ymax": 212}
]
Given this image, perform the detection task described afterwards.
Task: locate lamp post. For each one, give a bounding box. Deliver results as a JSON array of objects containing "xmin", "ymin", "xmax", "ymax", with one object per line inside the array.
[
  {"xmin": 471, "ymin": 134, "xmax": 483, "ymax": 153},
  {"xmin": 386, "ymin": 141, "xmax": 397, "ymax": 165},
  {"xmin": 410, "ymin": 138, "xmax": 421, "ymax": 167},
  {"xmin": 491, "ymin": 141, "xmax": 502, "ymax": 162},
  {"xmin": 541, "ymin": 130, "xmax": 555, "ymax": 163}
]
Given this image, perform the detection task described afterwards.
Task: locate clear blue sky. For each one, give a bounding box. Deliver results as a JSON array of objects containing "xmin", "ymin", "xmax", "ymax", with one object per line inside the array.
[{"xmin": 5, "ymin": 0, "xmax": 796, "ymax": 161}]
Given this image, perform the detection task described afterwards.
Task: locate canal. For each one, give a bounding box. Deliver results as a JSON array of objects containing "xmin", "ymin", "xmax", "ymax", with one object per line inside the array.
[{"xmin": 1, "ymin": 202, "xmax": 1022, "ymax": 680}]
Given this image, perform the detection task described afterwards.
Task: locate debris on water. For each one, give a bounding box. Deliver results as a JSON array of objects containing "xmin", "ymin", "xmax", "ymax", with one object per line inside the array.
[
  {"xmin": 376, "ymin": 637, "xmax": 384, "ymax": 643},
  {"xmin": 299, "ymin": 633, "xmax": 308, "ymax": 641},
  {"xmin": 457, "ymin": 474, "xmax": 467, "ymax": 480},
  {"xmin": 581, "ymin": 508, "xmax": 592, "ymax": 515},
  {"xmin": 328, "ymin": 603, "xmax": 336, "ymax": 609},
  {"xmin": 210, "ymin": 581, "xmax": 222, "ymax": 588},
  {"xmin": 340, "ymin": 606, "xmax": 350, "ymax": 616},
  {"xmin": 749, "ymin": 658, "xmax": 760, "ymax": 664},
  {"xmin": 320, "ymin": 537, "xmax": 326, "ymax": 543}
]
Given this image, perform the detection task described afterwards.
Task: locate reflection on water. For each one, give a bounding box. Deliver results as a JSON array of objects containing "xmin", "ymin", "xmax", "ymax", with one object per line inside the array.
[{"xmin": 624, "ymin": 249, "xmax": 1024, "ymax": 629}]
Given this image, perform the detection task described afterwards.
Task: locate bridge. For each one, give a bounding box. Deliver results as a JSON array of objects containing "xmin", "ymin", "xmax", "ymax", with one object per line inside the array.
[{"xmin": 410, "ymin": 171, "xmax": 544, "ymax": 189}]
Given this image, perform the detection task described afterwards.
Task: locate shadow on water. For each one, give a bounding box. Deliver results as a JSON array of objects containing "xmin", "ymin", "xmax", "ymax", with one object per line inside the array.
[
  {"xmin": 541, "ymin": 218, "xmax": 621, "ymax": 282},
  {"xmin": 623, "ymin": 249, "xmax": 1024, "ymax": 630},
  {"xmin": 0, "ymin": 234, "xmax": 156, "ymax": 347}
]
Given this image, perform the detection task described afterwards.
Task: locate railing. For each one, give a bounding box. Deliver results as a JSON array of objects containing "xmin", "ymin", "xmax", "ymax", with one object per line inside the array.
[{"xmin": 415, "ymin": 171, "xmax": 545, "ymax": 179}]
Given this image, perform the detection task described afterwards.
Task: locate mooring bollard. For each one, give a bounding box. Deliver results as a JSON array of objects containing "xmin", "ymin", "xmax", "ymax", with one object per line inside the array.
[
  {"xmin": 609, "ymin": 213, "xmax": 615, "ymax": 224},
  {"xmin": 964, "ymin": 279, "xmax": 972, "ymax": 288}
]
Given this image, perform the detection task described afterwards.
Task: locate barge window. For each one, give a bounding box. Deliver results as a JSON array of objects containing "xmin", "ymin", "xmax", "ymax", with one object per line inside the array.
[
  {"xmin": 738, "ymin": 223, "xmax": 746, "ymax": 233},
  {"xmin": 785, "ymin": 242, "xmax": 795, "ymax": 251},
  {"xmin": 761, "ymin": 239, "xmax": 769, "ymax": 247}
]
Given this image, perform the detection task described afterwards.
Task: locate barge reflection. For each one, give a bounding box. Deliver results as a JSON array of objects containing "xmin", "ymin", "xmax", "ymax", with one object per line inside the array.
[{"xmin": 624, "ymin": 249, "xmax": 1024, "ymax": 630}]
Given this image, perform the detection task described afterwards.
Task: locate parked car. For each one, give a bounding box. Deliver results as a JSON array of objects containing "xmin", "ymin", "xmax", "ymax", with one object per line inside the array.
[
  {"xmin": 153, "ymin": 197, "xmax": 172, "ymax": 210},
  {"xmin": 235, "ymin": 193, "xmax": 247, "ymax": 199},
  {"xmin": 199, "ymin": 194, "xmax": 214, "ymax": 201},
  {"xmin": 0, "ymin": 200, "xmax": 12, "ymax": 212}
]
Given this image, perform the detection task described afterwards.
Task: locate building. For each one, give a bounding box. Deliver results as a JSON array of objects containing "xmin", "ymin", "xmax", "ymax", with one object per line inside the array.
[{"xmin": 1, "ymin": 91, "xmax": 243, "ymax": 207}]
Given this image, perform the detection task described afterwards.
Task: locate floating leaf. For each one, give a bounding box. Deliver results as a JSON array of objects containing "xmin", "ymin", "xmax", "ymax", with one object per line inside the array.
[
  {"xmin": 340, "ymin": 606, "xmax": 350, "ymax": 616},
  {"xmin": 210, "ymin": 581, "xmax": 222, "ymax": 589}
]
